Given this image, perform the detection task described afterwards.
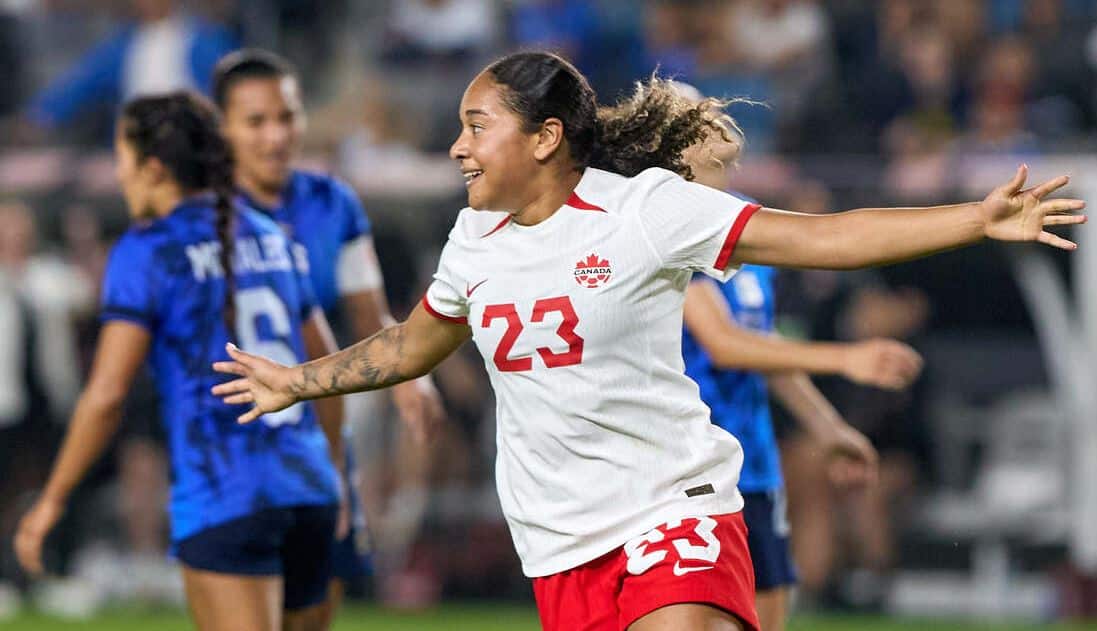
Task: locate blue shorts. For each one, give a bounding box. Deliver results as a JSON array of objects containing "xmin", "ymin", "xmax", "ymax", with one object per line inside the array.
[
  {"xmin": 742, "ymin": 488, "xmax": 797, "ymax": 591},
  {"xmin": 176, "ymin": 504, "xmax": 338, "ymax": 610}
]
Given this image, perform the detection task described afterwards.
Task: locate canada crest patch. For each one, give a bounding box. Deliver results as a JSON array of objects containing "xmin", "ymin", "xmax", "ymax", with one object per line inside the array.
[{"xmin": 574, "ymin": 253, "xmax": 612, "ymax": 288}]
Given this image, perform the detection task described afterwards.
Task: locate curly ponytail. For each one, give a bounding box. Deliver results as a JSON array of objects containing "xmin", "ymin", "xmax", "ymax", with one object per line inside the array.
[
  {"xmin": 592, "ymin": 77, "xmax": 745, "ymax": 180},
  {"xmin": 120, "ymin": 91, "xmax": 238, "ymax": 338},
  {"xmin": 487, "ymin": 51, "xmax": 746, "ymax": 180}
]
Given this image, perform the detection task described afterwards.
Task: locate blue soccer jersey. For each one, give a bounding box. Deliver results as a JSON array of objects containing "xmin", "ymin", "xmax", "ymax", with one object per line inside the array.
[
  {"xmin": 99, "ymin": 198, "xmax": 339, "ymax": 542},
  {"xmin": 239, "ymin": 170, "xmax": 372, "ymax": 314},
  {"xmin": 682, "ymin": 265, "xmax": 783, "ymax": 493}
]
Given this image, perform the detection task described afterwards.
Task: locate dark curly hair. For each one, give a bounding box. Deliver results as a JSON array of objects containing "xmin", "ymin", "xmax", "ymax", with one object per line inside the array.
[
  {"xmin": 120, "ymin": 91, "xmax": 238, "ymax": 338},
  {"xmin": 486, "ymin": 51, "xmax": 743, "ymax": 180}
]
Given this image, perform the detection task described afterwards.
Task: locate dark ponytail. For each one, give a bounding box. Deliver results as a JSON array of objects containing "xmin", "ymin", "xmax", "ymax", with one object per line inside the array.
[
  {"xmin": 487, "ymin": 51, "xmax": 745, "ymax": 180},
  {"xmin": 120, "ymin": 92, "xmax": 238, "ymax": 338}
]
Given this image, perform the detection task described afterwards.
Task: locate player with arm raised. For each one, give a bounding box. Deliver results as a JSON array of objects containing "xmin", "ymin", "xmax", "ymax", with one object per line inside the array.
[
  {"xmin": 212, "ymin": 52, "xmax": 1084, "ymax": 631},
  {"xmin": 211, "ymin": 49, "xmax": 446, "ymax": 620},
  {"xmin": 676, "ymin": 84, "xmax": 923, "ymax": 629}
]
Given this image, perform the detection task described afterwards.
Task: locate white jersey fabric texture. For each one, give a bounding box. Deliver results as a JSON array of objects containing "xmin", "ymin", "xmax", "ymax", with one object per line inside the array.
[{"xmin": 424, "ymin": 167, "xmax": 761, "ymax": 577}]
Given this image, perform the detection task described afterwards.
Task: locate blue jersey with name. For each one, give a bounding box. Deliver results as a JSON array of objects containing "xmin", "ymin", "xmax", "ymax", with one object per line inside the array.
[
  {"xmin": 99, "ymin": 199, "xmax": 339, "ymax": 542},
  {"xmin": 682, "ymin": 265, "xmax": 783, "ymax": 493},
  {"xmin": 239, "ymin": 170, "xmax": 372, "ymax": 314}
]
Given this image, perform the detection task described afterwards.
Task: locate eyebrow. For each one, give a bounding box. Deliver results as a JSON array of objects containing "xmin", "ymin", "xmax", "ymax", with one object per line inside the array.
[{"xmin": 464, "ymin": 109, "xmax": 488, "ymax": 118}]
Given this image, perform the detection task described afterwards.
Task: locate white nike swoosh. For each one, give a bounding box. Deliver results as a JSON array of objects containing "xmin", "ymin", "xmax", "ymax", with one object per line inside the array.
[{"xmin": 672, "ymin": 562, "xmax": 715, "ymax": 576}]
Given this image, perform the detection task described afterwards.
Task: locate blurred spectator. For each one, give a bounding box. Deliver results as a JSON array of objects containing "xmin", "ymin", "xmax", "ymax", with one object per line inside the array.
[
  {"xmin": 507, "ymin": 0, "xmax": 603, "ymax": 75},
  {"xmin": 26, "ymin": 0, "xmax": 237, "ymax": 137},
  {"xmin": 322, "ymin": 75, "xmax": 463, "ymax": 196},
  {"xmin": 376, "ymin": 0, "xmax": 500, "ymax": 153},
  {"xmin": 950, "ymin": 36, "xmax": 1040, "ymax": 163},
  {"xmin": 1020, "ymin": 0, "xmax": 1096, "ymax": 139},
  {"xmin": 0, "ymin": 200, "xmax": 74, "ymax": 596},
  {"xmin": 880, "ymin": 115, "xmax": 955, "ymax": 201},
  {"xmin": 933, "ymin": 0, "xmax": 988, "ymax": 73},
  {"xmin": 723, "ymin": 0, "xmax": 832, "ymax": 120},
  {"xmin": 382, "ymin": 0, "xmax": 497, "ymax": 66},
  {"xmin": 0, "ymin": 200, "xmax": 92, "ymax": 421}
]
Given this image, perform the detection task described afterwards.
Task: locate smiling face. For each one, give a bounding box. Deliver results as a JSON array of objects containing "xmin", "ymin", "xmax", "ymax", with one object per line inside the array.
[
  {"xmin": 220, "ymin": 75, "xmax": 305, "ymax": 198},
  {"xmin": 449, "ymin": 72, "xmax": 544, "ymax": 211}
]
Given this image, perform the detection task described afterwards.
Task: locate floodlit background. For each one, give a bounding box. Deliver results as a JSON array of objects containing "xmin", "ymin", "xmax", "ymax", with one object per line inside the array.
[{"xmin": 0, "ymin": 0, "xmax": 1095, "ymax": 628}]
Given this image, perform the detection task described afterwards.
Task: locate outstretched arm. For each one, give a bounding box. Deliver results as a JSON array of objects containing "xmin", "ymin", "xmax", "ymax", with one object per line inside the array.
[
  {"xmin": 731, "ymin": 166, "xmax": 1086, "ymax": 269},
  {"xmin": 769, "ymin": 372, "xmax": 879, "ymax": 487},
  {"xmin": 214, "ymin": 303, "xmax": 470, "ymax": 424},
  {"xmin": 683, "ymin": 280, "xmax": 922, "ymax": 389},
  {"xmin": 14, "ymin": 321, "xmax": 149, "ymax": 575}
]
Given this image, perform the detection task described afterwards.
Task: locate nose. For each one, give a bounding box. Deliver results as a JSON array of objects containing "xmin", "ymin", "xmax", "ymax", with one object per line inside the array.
[
  {"xmin": 265, "ymin": 121, "xmax": 292, "ymax": 147},
  {"xmin": 449, "ymin": 130, "xmax": 468, "ymax": 161}
]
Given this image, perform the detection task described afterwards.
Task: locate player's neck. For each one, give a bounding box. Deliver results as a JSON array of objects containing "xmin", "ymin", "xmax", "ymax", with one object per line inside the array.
[
  {"xmin": 692, "ymin": 165, "xmax": 729, "ymax": 192},
  {"xmin": 512, "ymin": 167, "xmax": 584, "ymax": 226},
  {"xmin": 150, "ymin": 185, "xmax": 185, "ymax": 218},
  {"xmin": 237, "ymin": 173, "xmax": 284, "ymax": 209}
]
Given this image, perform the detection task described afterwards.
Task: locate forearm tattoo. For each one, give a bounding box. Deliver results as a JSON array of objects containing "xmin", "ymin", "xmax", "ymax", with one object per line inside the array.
[{"xmin": 291, "ymin": 325, "xmax": 409, "ymax": 399}]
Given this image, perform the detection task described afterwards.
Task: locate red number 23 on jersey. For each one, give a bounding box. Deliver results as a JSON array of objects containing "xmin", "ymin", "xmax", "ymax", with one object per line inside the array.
[{"xmin": 481, "ymin": 296, "xmax": 584, "ymax": 372}]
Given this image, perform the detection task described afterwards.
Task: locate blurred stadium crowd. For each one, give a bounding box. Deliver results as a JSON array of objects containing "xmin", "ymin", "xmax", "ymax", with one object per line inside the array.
[{"xmin": 0, "ymin": 0, "xmax": 1095, "ymax": 623}]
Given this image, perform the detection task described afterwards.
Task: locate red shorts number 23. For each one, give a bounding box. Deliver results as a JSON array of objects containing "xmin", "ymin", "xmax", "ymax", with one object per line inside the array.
[{"xmin": 532, "ymin": 512, "xmax": 759, "ymax": 631}]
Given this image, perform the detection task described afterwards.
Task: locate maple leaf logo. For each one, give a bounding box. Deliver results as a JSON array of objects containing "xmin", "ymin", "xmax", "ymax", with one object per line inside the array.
[{"xmin": 573, "ymin": 253, "xmax": 612, "ymax": 288}]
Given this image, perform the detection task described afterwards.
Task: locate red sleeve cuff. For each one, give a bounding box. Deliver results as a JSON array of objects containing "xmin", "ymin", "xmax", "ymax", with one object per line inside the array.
[
  {"xmin": 420, "ymin": 295, "xmax": 468, "ymax": 325},
  {"xmin": 714, "ymin": 203, "xmax": 761, "ymax": 271}
]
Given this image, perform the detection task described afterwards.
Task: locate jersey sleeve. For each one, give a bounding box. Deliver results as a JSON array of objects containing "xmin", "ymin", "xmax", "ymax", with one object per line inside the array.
[
  {"xmin": 99, "ymin": 233, "xmax": 158, "ymax": 329},
  {"xmin": 334, "ymin": 179, "xmax": 382, "ymax": 296},
  {"xmin": 637, "ymin": 175, "xmax": 761, "ymax": 281},
  {"xmin": 291, "ymin": 241, "xmax": 320, "ymax": 320},
  {"xmin": 422, "ymin": 234, "xmax": 469, "ymax": 325},
  {"xmin": 335, "ymin": 178, "xmax": 372, "ymax": 240}
]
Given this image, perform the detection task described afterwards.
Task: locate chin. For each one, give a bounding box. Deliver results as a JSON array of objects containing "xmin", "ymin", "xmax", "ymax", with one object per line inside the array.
[
  {"xmin": 256, "ymin": 168, "xmax": 290, "ymax": 190},
  {"xmin": 466, "ymin": 192, "xmax": 490, "ymax": 210}
]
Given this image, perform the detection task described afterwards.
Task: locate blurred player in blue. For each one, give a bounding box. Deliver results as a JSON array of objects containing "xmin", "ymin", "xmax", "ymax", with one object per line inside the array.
[
  {"xmin": 211, "ymin": 49, "xmax": 446, "ymax": 621},
  {"xmin": 14, "ymin": 92, "xmax": 345, "ymax": 631},
  {"xmin": 675, "ymin": 84, "xmax": 924, "ymax": 631}
]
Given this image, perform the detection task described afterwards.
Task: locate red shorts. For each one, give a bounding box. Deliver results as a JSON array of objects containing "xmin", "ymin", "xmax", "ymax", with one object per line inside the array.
[{"xmin": 532, "ymin": 512, "xmax": 759, "ymax": 631}]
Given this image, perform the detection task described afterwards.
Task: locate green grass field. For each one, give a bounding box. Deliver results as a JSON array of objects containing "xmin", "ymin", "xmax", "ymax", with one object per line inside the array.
[{"xmin": 7, "ymin": 604, "xmax": 1097, "ymax": 631}]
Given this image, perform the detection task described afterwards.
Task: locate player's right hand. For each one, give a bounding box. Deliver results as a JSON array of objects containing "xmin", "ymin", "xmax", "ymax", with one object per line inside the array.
[
  {"xmin": 841, "ymin": 338, "xmax": 923, "ymax": 390},
  {"xmin": 212, "ymin": 343, "xmax": 298, "ymax": 424},
  {"xmin": 14, "ymin": 496, "xmax": 65, "ymax": 576}
]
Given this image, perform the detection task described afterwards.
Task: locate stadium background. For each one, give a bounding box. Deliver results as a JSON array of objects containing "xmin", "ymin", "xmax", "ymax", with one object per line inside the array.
[{"xmin": 0, "ymin": 0, "xmax": 1096, "ymax": 628}]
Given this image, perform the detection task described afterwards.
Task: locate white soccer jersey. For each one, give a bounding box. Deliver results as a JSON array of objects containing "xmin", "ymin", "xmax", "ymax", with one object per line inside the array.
[{"xmin": 423, "ymin": 167, "xmax": 761, "ymax": 577}]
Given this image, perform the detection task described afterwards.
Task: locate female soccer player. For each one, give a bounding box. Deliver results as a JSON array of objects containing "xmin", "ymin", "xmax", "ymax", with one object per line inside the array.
[
  {"xmin": 211, "ymin": 48, "xmax": 445, "ymax": 620},
  {"xmin": 211, "ymin": 52, "xmax": 1085, "ymax": 631},
  {"xmin": 676, "ymin": 92, "xmax": 922, "ymax": 630},
  {"xmin": 14, "ymin": 92, "xmax": 342, "ymax": 631}
]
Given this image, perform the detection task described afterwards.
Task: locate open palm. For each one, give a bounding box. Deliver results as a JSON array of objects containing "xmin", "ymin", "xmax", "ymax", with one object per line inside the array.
[
  {"xmin": 981, "ymin": 165, "xmax": 1086, "ymax": 249},
  {"xmin": 212, "ymin": 343, "xmax": 299, "ymax": 424}
]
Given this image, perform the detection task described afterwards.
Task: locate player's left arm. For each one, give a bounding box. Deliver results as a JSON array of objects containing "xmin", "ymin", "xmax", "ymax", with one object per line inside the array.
[
  {"xmin": 683, "ymin": 280, "xmax": 921, "ymax": 388},
  {"xmin": 730, "ymin": 166, "xmax": 1085, "ymax": 269},
  {"xmin": 14, "ymin": 321, "xmax": 150, "ymax": 575},
  {"xmin": 768, "ymin": 372, "xmax": 879, "ymax": 488}
]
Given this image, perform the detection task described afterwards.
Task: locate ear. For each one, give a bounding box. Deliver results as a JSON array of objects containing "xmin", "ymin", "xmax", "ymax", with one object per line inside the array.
[
  {"xmin": 532, "ymin": 117, "xmax": 565, "ymax": 162},
  {"xmin": 141, "ymin": 156, "xmax": 170, "ymax": 186}
]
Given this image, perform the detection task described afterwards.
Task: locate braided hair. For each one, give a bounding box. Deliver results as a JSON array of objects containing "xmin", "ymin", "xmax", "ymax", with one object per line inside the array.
[{"xmin": 120, "ymin": 91, "xmax": 238, "ymax": 337}]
